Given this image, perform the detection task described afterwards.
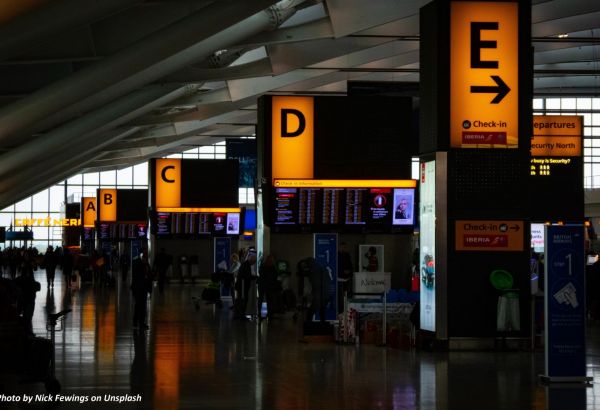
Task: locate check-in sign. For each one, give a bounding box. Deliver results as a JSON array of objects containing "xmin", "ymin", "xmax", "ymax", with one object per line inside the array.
[
  {"xmin": 450, "ymin": 2, "xmax": 518, "ymax": 148},
  {"xmin": 455, "ymin": 220, "xmax": 524, "ymax": 251}
]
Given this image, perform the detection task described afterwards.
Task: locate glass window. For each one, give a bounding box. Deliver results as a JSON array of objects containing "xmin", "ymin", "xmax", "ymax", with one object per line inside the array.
[
  {"xmin": 117, "ymin": 167, "xmax": 133, "ymax": 186},
  {"xmin": 583, "ymin": 113, "xmax": 592, "ymax": 126},
  {"xmin": 166, "ymin": 153, "xmax": 181, "ymax": 159},
  {"xmin": 546, "ymin": 98, "xmax": 561, "ymax": 110},
  {"xmin": 199, "ymin": 146, "xmax": 214, "ymax": 154},
  {"xmin": 83, "ymin": 172, "xmax": 99, "ymax": 185},
  {"xmin": 100, "ymin": 170, "xmax": 116, "ymax": 186},
  {"xmin": 67, "ymin": 174, "xmax": 82, "ymax": 185},
  {"xmin": 182, "ymin": 153, "xmax": 197, "ymax": 159},
  {"xmin": 183, "ymin": 147, "xmax": 198, "ymax": 155},
  {"xmin": 593, "ymin": 128, "xmax": 600, "ymax": 137},
  {"xmin": 49, "ymin": 186, "xmax": 64, "ymax": 211},
  {"xmin": 215, "ymin": 145, "xmax": 226, "ymax": 154},
  {"xmin": 0, "ymin": 213, "xmax": 12, "ymax": 227},
  {"xmin": 133, "ymin": 163, "xmax": 148, "ymax": 185},
  {"xmin": 15, "ymin": 197, "xmax": 31, "ymax": 212},
  {"xmin": 561, "ymin": 98, "xmax": 576, "ymax": 110},
  {"xmin": 32, "ymin": 227, "xmax": 49, "ymax": 241},
  {"xmin": 593, "ymin": 98, "xmax": 600, "ymax": 110},
  {"xmin": 577, "ymin": 98, "xmax": 592, "ymax": 110},
  {"xmin": 585, "ymin": 139, "xmax": 592, "ymax": 147},
  {"xmin": 66, "ymin": 186, "xmax": 82, "ymax": 202},
  {"xmin": 216, "ymin": 154, "xmax": 226, "ymax": 159},
  {"xmin": 1, "ymin": 205, "xmax": 14, "ymax": 213},
  {"xmin": 32, "ymin": 189, "xmax": 49, "ymax": 211}
]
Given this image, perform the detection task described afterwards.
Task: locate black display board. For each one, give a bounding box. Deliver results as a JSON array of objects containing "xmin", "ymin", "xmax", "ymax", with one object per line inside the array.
[{"xmin": 117, "ymin": 189, "xmax": 148, "ymax": 221}]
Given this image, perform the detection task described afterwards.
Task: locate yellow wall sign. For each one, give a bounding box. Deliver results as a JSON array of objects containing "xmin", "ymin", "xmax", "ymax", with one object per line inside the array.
[
  {"xmin": 271, "ymin": 96, "xmax": 314, "ymax": 181},
  {"xmin": 15, "ymin": 218, "xmax": 81, "ymax": 227},
  {"xmin": 455, "ymin": 220, "xmax": 524, "ymax": 251},
  {"xmin": 98, "ymin": 189, "xmax": 117, "ymax": 222},
  {"xmin": 450, "ymin": 1, "xmax": 519, "ymax": 148},
  {"xmin": 155, "ymin": 158, "xmax": 181, "ymax": 208},
  {"xmin": 82, "ymin": 197, "xmax": 97, "ymax": 227},
  {"xmin": 531, "ymin": 116, "xmax": 582, "ymax": 157}
]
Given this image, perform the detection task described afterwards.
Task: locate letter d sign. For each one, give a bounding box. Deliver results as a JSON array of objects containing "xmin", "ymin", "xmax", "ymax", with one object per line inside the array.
[
  {"xmin": 98, "ymin": 189, "xmax": 117, "ymax": 222},
  {"xmin": 272, "ymin": 96, "xmax": 314, "ymax": 180},
  {"xmin": 156, "ymin": 159, "xmax": 181, "ymax": 208}
]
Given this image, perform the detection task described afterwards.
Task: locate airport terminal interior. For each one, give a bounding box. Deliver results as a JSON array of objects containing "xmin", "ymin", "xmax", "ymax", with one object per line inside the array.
[{"xmin": 1, "ymin": 0, "xmax": 600, "ymax": 409}]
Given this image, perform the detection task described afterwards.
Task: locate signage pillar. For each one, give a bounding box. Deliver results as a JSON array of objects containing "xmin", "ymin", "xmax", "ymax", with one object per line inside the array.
[{"xmin": 420, "ymin": 0, "xmax": 532, "ymax": 346}]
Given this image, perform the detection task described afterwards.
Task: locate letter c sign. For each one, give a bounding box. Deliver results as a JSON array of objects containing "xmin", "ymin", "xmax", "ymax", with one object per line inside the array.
[{"xmin": 156, "ymin": 159, "xmax": 181, "ymax": 208}]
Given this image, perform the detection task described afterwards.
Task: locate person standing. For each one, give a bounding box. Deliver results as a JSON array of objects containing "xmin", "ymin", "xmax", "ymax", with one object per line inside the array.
[
  {"xmin": 43, "ymin": 246, "xmax": 58, "ymax": 288},
  {"xmin": 14, "ymin": 255, "xmax": 40, "ymax": 334},
  {"xmin": 337, "ymin": 243, "xmax": 354, "ymax": 313},
  {"xmin": 257, "ymin": 255, "xmax": 279, "ymax": 321},
  {"xmin": 62, "ymin": 247, "xmax": 74, "ymax": 284},
  {"xmin": 131, "ymin": 252, "xmax": 152, "ymax": 330},
  {"xmin": 233, "ymin": 251, "xmax": 256, "ymax": 320},
  {"xmin": 154, "ymin": 248, "xmax": 172, "ymax": 294}
]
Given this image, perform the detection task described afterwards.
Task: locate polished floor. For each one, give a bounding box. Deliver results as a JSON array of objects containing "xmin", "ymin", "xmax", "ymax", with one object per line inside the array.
[{"xmin": 3, "ymin": 269, "xmax": 600, "ymax": 409}]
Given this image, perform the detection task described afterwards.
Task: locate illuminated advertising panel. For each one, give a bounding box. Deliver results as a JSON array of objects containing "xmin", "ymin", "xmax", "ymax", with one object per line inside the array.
[{"xmin": 420, "ymin": 161, "xmax": 436, "ymax": 332}]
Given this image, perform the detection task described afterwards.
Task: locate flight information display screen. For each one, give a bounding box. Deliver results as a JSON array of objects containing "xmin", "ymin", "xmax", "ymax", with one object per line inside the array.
[
  {"xmin": 272, "ymin": 181, "xmax": 415, "ymax": 233},
  {"xmin": 154, "ymin": 211, "xmax": 241, "ymax": 237}
]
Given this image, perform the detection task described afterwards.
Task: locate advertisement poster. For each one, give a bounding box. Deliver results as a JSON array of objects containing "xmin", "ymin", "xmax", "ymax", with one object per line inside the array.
[
  {"xmin": 359, "ymin": 244, "xmax": 384, "ymax": 273},
  {"xmin": 313, "ymin": 233, "xmax": 337, "ymax": 321},
  {"xmin": 226, "ymin": 213, "xmax": 240, "ymax": 235},
  {"xmin": 420, "ymin": 161, "xmax": 436, "ymax": 332},
  {"xmin": 544, "ymin": 225, "xmax": 587, "ymax": 380},
  {"xmin": 392, "ymin": 188, "xmax": 415, "ymax": 225},
  {"xmin": 226, "ymin": 139, "xmax": 257, "ymax": 188}
]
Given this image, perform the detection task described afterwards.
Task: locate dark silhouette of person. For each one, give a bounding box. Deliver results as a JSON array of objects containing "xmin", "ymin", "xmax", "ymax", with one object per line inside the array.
[
  {"xmin": 62, "ymin": 247, "xmax": 74, "ymax": 284},
  {"xmin": 43, "ymin": 246, "xmax": 58, "ymax": 288},
  {"xmin": 154, "ymin": 248, "xmax": 172, "ymax": 294},
  {"xmin": 395, "ymin": 198, "xmax": 410, "ymax": 220},
  {"xmin": 131, "ymin": 252, "xmax": 152, "ymax": 330},
  {"xmin": 337, "ymin": 242, "xmax": 354, "ymax": 312},
  {"xmin": 233, "ymin": 251, "xmax": 256, "ymax": 320},
  {"xmin": 120, "ymin": 252, "xmax": 130, "ymax": 282},
  {"xmin": 14, "ymin": 256, "xmax": 40, "ymax": 334},
  {"xmin": 257, "ymin": 255, "xmax": 279, "ymax": 321}
]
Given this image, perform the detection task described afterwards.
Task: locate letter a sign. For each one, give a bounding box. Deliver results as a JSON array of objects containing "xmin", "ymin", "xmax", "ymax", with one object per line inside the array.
[
  {"xmin": 450, "ymin": 1, "xmax": 518, "ymax": 148},
  {"xmin": 82, "ymin": 197, "xmax": 97, "ymax": 227},
  {"xmin": 156, "ymin": 158, "xmax": 181, "ymax": 208},
  {"xmin": 271, "ymin": 96, "xmax": 314, "ymax": 181}
]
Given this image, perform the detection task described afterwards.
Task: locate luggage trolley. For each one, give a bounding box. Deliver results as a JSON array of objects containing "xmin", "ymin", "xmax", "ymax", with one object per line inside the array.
[{"xmin": 45, "ymin": 309, "xmax": 71, "ymax": 393}]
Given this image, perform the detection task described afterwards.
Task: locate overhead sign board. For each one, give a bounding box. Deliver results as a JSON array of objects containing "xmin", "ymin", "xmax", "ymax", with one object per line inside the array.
[
  {"xmin": 271, "ymin": 96, "xmax": 314, "ymax": 181},
  {"xmin": 531, "ymin": 116, "xmax": 582, "ymax": 157},
  {"xmin": 455, "ymin": 220, "xmax": 524, "ymax": 251},
  {"xmin": 450, "ymin": 1, "xmax": 519, "ymax": 148},
  {"xmin": 82, "ymin": 197, "xmax": 97, "ymax": 228},
  {"xmin": 98, "ymin": 189, "xmax": 117, "ymax": 222},
  {"xmin": 155, "ymin": 158, "xmax": 181, "ymax": 208}
]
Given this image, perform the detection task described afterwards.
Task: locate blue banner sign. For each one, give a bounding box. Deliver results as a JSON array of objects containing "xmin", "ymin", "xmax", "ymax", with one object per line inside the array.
[
  {"xmin": 214, "ymin": 237, "xmax": 231, "ymax": 298},
  {"xmin": 314, "ymin": 233, "xmax": 338, "ymax": 321},
  {"xmin": 544, "ymin": 225, "xmax": 587, "ymax": 381}
]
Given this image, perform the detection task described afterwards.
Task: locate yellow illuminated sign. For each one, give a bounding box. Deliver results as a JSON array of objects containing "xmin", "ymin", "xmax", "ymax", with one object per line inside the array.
[
  {"xmin": 156, "ymin": 207, "xmax": 241, "ymax": 213},
  {"xmin": 531, "ymin": 116, "xmax": 582, "ymax": 157},
  {"xmin": 273, "ymin": 179, "xmax": 417, "ymax": 188},
  {"xmin": 272, "ymin": 96, "xmax": 314, "ymax": 181},
  {"xmin": 15, "ymin": 218, "xmax": 81, "ymax": 227},
  {"xmin": 451, "ymin": 2, "xmax": 519, "ymax": 148},
  {"xmin": 82, "ymin": 197, "xmax": 97, "ymax": 228},
  {"xmin": 156, "ymin": 158, "xmax": 181, "ymax": 208},
  {"xmin": 98, "ymin": 189, "xmax": 117, "ymax": 222}
]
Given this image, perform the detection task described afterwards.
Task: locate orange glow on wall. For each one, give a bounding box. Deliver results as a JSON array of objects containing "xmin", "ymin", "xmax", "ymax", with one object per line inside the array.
[
  {"xmin": 98, "ymin": 189, "xmax": 117, "ymax": 222},
  {"xmin": 82, "ymin": 197, "xmax": 97, "ymax": 227},
  {"xmin": 450, "ymin": 2, "xmax": 519, "ymax": 148},
  {"xmin": 271, "ymin": 96, "xmax": 314, "ymax": 181},
  {"xmin": 156, "ymin": 158, "xmax": 181, "ymax": 208}
]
